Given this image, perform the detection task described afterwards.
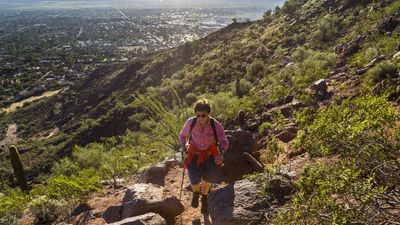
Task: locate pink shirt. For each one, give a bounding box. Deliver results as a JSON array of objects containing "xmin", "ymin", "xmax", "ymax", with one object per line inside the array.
[{"xmin": 179, "ymin": 117, "xmax": 229, "ymax": 151}]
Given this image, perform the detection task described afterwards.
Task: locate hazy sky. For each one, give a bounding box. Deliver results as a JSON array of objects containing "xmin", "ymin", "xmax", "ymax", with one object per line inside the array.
[{"xmin": 0, "ymin": 0, "xmax": 286, "ymax": 9}]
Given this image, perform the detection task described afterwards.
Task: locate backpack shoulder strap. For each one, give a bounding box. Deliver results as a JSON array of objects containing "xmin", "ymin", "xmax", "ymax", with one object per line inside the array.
[
  {"xmin": 210, "ymin": 118, "xmax": 219, "ymax": 147},
  {"xmin": 189, "ymin": 117, "xmax": 197, "ymax": 142}
]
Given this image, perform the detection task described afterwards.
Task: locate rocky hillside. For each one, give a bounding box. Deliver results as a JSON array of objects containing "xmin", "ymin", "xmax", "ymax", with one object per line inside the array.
[{"xmin": 1, "ymin": 0, "xmax": 400, "ymax": 224}]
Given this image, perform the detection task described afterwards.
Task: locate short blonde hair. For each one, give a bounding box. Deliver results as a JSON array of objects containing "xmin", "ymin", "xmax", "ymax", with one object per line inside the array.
[{"xmin": 193, "ymin": 98, "xmax": 211, "ymax": 113}]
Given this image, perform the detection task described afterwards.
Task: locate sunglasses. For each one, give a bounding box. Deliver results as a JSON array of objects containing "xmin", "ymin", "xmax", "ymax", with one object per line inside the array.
[{"xmin": 196, "ymin": 113, "xmax": 208, "ymax": 118}]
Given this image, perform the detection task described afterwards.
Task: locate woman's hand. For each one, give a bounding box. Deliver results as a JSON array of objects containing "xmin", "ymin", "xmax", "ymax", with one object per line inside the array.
[{"xmin": 214, "ymin": 153, "xmax": 224, "ymax": 165}]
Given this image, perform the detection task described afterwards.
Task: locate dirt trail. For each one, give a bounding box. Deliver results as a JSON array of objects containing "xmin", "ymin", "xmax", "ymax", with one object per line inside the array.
[
  {"xmin": 163, "ymin": 165, "xmax": 222, "ymax": 225},
  {"xmin": 66, "ymin": 163, "xmax": 227, "ymax": 225}
]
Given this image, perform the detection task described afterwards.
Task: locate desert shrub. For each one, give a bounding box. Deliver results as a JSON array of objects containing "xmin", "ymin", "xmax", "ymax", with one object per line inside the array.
[
  {"xmin": 263, "ymin": 137, "xmax": 285, "ymax": 164},
  {"xmin": 295, "ymin": 96, "xmax": 398, "ymax": 157},
  {"xmin": 281, "ymin": 0, "xmax": 298, "ymax": 14},
  {"xmin": 29, "ymin": 196, "xmax": 69, "ymax": 223},
  {"xmin": 313, "ymin": 14, "xmax": 341, "ymax": 43},
  {"xmin": 259, "ymin": 122, "xmax": 273, "ymax": 135},
  {"xmin": 45, "ymin": 170, "xmax": 101, "ymax": 201},
  {"xmin": 246, "ymin": 59, "xmax": 266, "ymax": 81},
  {"xmin": 294, "ymin": 96, "xmax": 400, "ymax": 190},
  {"xmin": 361, "ymin": 61, "xmax": 398, "ymax": 93},
  {"xmin": 53, "ymin": 130, "xmax": 169, "ymax": 187},
  {"xmin": 201, "ymin": 92, "xmax": 257, "ymax": 120},
  {"xmin": 245, "ymin": 164, "xmax": 282, "ymax": 195},
  {"xmin": 0, "ymin": 187, "xmax": 28, "ymax": 225},
  {"xmin": 291, "ymin": 47, "xmax": 338, "ymax": 90},
  {"xmin": 230, "ymin": 78, "xmax": 253, "ymax": 96},
  {"xmin": 272, "ymin": 162, "xmax": 385, "ymax": 224},
  {"xmin": 133, "ymin": 91, "xmax": 192, "ymax": 152}
]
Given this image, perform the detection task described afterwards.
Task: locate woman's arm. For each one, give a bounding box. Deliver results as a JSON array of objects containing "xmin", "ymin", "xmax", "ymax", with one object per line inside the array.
[{"xmin": 179, "ymin": 118, "xmax": 192, "ymax": 147}]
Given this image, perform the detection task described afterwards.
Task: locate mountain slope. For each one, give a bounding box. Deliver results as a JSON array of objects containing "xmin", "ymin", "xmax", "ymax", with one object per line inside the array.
[
  {"xmin": 1, "ymin": 0, "xmax": 399, "ymax": 182},
  {"xmin": 0, "ymin": 0, "xmax": 399, "ymax": 224}
]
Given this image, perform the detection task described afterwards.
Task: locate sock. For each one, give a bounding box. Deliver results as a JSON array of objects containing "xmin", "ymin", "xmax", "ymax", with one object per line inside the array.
[
  {"xmin": 201, "ymin": 179, "xmax": 210, "ymax": 196},
  {"xmin": 192, "ymin": 184, "xmax": 200, "ymax": 193}
]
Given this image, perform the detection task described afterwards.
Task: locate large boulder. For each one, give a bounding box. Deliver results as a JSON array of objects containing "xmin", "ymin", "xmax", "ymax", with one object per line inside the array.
[
  {"xmin": 378, "ymin": 11, "xmax": 400, "ymax": 34},
  {"xmin": 311, "ymin": 79, "xmax": 328, "ymax": 94},
  {"xmin": 137, "ymin": 158, "xmax": 179, "ymax": 186},
  {"xmin": 120, "ymin": 183, "xmax": 184, "ymax": 224},
  {"xmin": 208, "ymin": 180, "xmax": 270, "ymax": 225},
  {"xmin": 275, "ymin": 130, "xmax": 296, "ymax": 143},
  {"xmin": 222, "ymin": 131, "xmax": 258, "ymax": 183},
  {"xmin": 107, "ymin": 213, "xmax": 166, "ymax": 225}
]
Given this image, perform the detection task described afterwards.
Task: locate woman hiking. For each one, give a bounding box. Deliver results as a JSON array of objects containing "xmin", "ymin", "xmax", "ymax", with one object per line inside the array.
[{"xmin": 179, "ymin": 98, "xmax": 229, "ymax": 214}]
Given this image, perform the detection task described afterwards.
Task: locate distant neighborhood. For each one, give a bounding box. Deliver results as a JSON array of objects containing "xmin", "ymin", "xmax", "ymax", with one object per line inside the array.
[{"xmin": 0, "ymin": 7, "xmax": 261, "ymax": 109}]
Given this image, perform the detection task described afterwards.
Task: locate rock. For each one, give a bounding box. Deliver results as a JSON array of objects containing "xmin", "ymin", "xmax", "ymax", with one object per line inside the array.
[
  {"xmin": 393, "ymin": 51, "xmax": 400, "ymax": 59},
  {"xmin": 366, "ymin": 55, "xmax": 386, "ymax": 68},
  {"xmin": 280, "ymin": 105, "xmax": 292, "ymax": 118},
  {"xmin": 339, "ymin": 35, "xmax": 365, "ymax": 57},
  {"xmin": 107, "ymin": 213, "xmax": 166, "ymax": 225},
  {"xmin": 237, "ymin": 110, "xmax": 245, "ymax": 123},
  {"xmin": 275, "ymin": 130, "xmax": 296, "ymax": 143},
  {"xmin": 356, "ymin": 67, "xmax": 369, "ymax": 75},
  {"xmin": 264, "ymin": 103, "xmax": 274, "ymax": 110},
  {"xmin": 285, "ymin": 125, "xmax": 298, "ymax": 134},
  {"xmin": 268, "ymin": 175, "xmax": 294, "ymax": 205},
  {"xmin": 311, "ymin": 79, "xmax": 328, "ymax": 94},
  {"xmin": 74, "ymin": 209, "xmax": 103, "ymax": 225},
  {"xmin": 120, "ymin": 183, "xmax": 184, "ymax": 224},
  {"xmin": 71, "ymin": 203, "xmax": 93, "ymax": 217},
  {"xmin": 329, "ymin": 65, "xmax": 348, "ymax": 77},
  {"xmin": 222, "ymin": 131, "xmax": 257, "ymax": 183},
  {"xmin": 137, "ymin": 158, "xmax": 179, "ymax": 186},
  {"xmin": 225, "ymin": 130, "xmax": 254, "ymax": 153},
  {"xmin": 248, "ymin": 122, "xmax": 260, "ymax": 133},
  {"xmin": 103, "ymin": 205, "xmax": 123, "ymax": 223},
  {"xmin": 101, "ymin": 178, "xmax": 125, "ymax": 187},
  {"xmin": 283, "ymin": 95, "xmax": 294, "ymax": 104},
  {"xmin": 138, "ymin": 165, "xmax": 167, "ymax": 186},
  {"xmin": 290, "ymin": 100, "xmax": 306, "ymax": 109},
  {"xmin": 208, "ymin": 180, "xmax": 270, "ymax": 224},
  {"xmin": 242, "ymin": 152, "xmax": 264, "ymax": 172},
  {"xmin": 261, "ymin": 112, "xmax": 273, "ymax": 122},
  {"xmin": 378, "ymin": 12, "xmax": 399, "ymax": 34}
]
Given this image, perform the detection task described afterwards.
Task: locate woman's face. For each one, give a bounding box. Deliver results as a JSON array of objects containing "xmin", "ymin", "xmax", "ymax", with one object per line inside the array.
[{"xmin": 196, "ymin": 110, "xmax": 210, "ymax": 123}]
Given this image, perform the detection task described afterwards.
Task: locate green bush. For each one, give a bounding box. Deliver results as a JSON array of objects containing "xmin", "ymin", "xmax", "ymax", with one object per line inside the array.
[
  {"xmin": 264, "ymin": 137, "xmax": 284, "ymax": 164},
  {"xmin": 201, "ymin": 92, "xmax": 258, "ymax": 120},
  {"xmin": 313, "ymin": 14, "xmax": 341, "ymax": 43},
  {"xmin": 292, "ymin": 47, "xmax": 338, "ymax": 89},
  {"xmin": 281, "ymin": 0, "xmax": 298, "ymax": 14},
  {"xmin": 294, "ymin": 96, "xmax": 400, "ymax": 188},
  {"xmin": 259, "ymin": 122, "xmax": 273, "ymax": 135},
  {"xmin": 272, "ymin": 162, "xmax": 384, "ymax": 224},
  {"xmin": 46, "ymin": 170, "xmax": 101, "ymax": 201},
  {"xmin": 246, "ymin": 59, "xmax": 266, "ymax": 81},
  {"xmin": 0, "ymin": 187, "xmax": 28, "ymax": 225},
  {"xmin": 230, "ymin": 78, "xmax": 253, "ymax": 96},
  {"xmin": 295, "ymin": 96, "xmax": 398, "ymax": 157},
  {"xmin": 362, "ymin": 61, "xmax": 398, "ymax": 94}
]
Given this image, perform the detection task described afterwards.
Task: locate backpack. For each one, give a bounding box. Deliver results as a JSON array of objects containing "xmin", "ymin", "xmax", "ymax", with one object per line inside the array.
[{"xmin": 189, "ymin": 117, "xmax": 219, "ymax": 148}]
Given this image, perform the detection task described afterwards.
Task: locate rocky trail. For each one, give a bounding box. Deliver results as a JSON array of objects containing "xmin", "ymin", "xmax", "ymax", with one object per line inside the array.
[{"xmin": 65, "ymin": 129, "xmax": 311, "ymax": 225}]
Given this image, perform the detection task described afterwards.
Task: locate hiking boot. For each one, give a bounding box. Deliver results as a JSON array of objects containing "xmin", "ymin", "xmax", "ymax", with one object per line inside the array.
[
  {"xmin": 191, "ymin": 192, "xmax": 200, "ymax": 208},
  {"xmin": 201, "ymin": 194, "xmax": 208, "ymax": 214}
]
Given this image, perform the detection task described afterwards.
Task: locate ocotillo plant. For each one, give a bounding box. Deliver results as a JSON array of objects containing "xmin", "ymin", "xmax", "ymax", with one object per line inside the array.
[{"xmin": 9, "ymin": 145, "xmax": 29, "ymax": 192}]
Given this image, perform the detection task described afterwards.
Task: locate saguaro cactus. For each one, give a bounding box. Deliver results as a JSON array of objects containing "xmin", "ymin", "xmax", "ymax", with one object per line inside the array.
[{"xmin": 9, "ymin": 145, "xmax": 29, "ymax": 192}]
